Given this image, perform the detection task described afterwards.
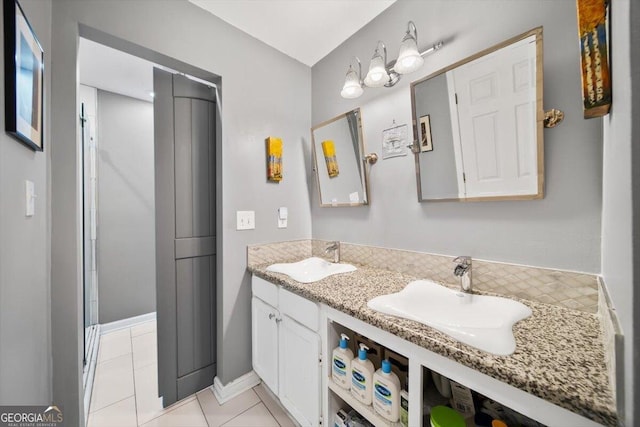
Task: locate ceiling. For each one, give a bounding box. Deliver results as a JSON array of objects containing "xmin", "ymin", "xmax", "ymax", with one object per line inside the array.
[
  {"xmin": 189, "ymin": 0, "xmax": 397, "ymax": 66},
  {"xmin": 79, "ymin": 38, "xmax": 156, "ymax": 102},
  {"xmin": 78, "ymin": 1, "xmax": 396, "ymax": 100}
]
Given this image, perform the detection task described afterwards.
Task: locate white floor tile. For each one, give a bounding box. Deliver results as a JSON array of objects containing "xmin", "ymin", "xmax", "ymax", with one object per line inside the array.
[
  {"xmin": 197, "ymin": 387, "xmax": 260, "ymax": 427},
  {"xmin": 134, "ymin": 363, "xmax": 197, "ymax": 425},
  {"xmin": 140, "ymin": 399, "xmax": 207, "ymax": 427},
  {"xmin": 87, "ymin": 396, "xmax": 137, "ymax": 427},
  {"xmin": 90, "ymin": 354, "xmax": 134, "ymax": 413},
  {"xmin": 132, "ymin": 332, "xmax": 157, "ymax": 370},
  {"xmin": 133, "ymin": 363, "xmax": 164, "ymax": 425},
  {"xmin": 131, "ymin": 321, "xmax": 157, "ymax": 337},
  {"xmin": 98, "ymin": 329, "xmax": 132, "ymax": 363},
  {"xmin": 253, "ymin": 384, "xmax": 296, "ymax": 427},
  {"xmin": 221, "ymin": 403, "xmax": 279, "ymax": 427}
]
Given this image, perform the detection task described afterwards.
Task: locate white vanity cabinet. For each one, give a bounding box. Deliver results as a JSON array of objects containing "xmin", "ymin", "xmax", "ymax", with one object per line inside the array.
[{"xmin": 251, "ymin": 276, "xmax": 322, "ymax": 427}]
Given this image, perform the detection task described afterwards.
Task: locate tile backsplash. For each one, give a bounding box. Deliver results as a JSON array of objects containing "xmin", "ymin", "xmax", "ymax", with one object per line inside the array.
[
  {"xmin": 247, "ymin": 239, "xmax": 312, "ymax": 266},
  {"xmin": 250, "ymin": 239, "xmax": 599, "ymax": 313}
]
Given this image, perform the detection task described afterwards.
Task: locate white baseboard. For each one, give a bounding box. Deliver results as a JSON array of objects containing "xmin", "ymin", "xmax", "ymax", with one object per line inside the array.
[
  {"xmin": 100, "ymin": 312, "xmax": 157, "ymax": 335},
  {"xmin": 212, "ymin": 371, "xmax": 261, "ymax": 405}
]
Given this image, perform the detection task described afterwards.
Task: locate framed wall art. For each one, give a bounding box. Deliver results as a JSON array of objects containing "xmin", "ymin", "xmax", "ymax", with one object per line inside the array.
[
  {"xmin": 4, "ymin": 0, "xmax": 44, "ymax": 151},
  {"xmin": 419, "ymin": 114, "xmax": 433, "ymax": 152}
]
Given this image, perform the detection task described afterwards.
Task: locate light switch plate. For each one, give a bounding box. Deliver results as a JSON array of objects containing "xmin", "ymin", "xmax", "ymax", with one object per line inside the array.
[
  {"xmin": 236, "ymin": 210, "xmax": 255, "ymax": 230},
  {"xmin": 25, "ymin": 180, "xmax": 35, "ymax": 217}
]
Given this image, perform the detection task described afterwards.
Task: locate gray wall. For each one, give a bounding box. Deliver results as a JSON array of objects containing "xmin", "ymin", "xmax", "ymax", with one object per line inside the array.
[
  {"xmin": 311, "ymin": 0, "xmax": 602, "ymax": 274},
  {"xmin": 97, "ymin": 90, "xmax": 156, "ymax": 324},
  {"xmin": 601, "ymin": 0, "xmax": 638, "ymax": 424},
  {"xmin": 415, "ymin": 73, "xmax": 458, "ymax": 199},
  {"xmin": 50, "ymin": 1, "xmax": 312, "ymax": 423},
  {"xmin": 0, "ymin": 0, "xmax": 52, "ymax": 405}
]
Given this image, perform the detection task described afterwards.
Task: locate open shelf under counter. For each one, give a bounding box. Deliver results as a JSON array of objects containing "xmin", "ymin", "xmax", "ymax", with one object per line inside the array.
[
  {"xmin": 323, "ymin": 306, "xmax": 602, "ymax": 427},
  {"xmin": 328, "ymin": 378, "xmax": 402, "ymax": 427}
]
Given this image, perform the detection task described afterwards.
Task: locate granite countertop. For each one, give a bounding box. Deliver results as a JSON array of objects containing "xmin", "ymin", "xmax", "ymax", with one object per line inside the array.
[{"xmin": 249, "ymin": 262, "xmax": 617, "ymax": 426}]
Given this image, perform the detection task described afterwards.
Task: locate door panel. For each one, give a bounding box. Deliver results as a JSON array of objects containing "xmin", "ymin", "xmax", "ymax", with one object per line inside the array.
[
  {"xmin": 279, "ymin": 315, "xmax": 321, "ymax": 427},
  {"xmin": 252, "ymin": 297, "xmax": 279, "ymax": 394},
  {"xmin": 471, "ymin": 112, "xmax": 500, "ymax": 180},
  {"xmin": 155, "ymin": 68, "xmax": 217, "ymax": 406},
  {"xmin": 176, "ymin": 256, "xmax": 215, "ymax": 377},
  {"xmin": 174, "ymin": 98, "xmax": 215, "ymax": 239}
]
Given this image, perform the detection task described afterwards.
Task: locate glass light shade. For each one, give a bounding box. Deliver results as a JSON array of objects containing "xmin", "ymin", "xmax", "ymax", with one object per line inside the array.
[
  {"xmin": 364, "ymin": 53, "xmax": 389, "ymax": 87},
  {"xmin": 395, "ymin": 33, "xmax": 424, "ymax": 74},
  {"xmin": 340, "ymin": 67, "xmax": 363, "ymax": 99}
]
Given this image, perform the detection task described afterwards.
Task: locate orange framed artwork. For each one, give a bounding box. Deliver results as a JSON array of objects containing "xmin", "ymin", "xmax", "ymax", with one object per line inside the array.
[{"xmin": 576, "ymin": 0, "xmax": 611, "ymax": 118}]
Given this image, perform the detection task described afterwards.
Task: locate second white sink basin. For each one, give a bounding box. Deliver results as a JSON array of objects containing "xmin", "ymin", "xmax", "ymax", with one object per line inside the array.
[
  {"xmin": 266, "ymin": 257, "xmax": 357, "ymax": 283},
  {"xmin": 367, "ymin": 280, "xmax": 532, "ymax": 355}
]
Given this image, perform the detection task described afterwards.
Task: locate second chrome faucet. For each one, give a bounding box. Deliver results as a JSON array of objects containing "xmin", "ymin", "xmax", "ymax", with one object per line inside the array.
[
  {"xmin": 453, "ymin": 256, "xmax": 472, "ymax": 292},
  {"xmin": 325, "ymin": 241, "xmax": 340, "ymax": 263}
]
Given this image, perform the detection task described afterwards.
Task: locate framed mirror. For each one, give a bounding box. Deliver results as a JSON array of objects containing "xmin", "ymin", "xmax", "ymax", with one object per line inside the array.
[
  {"xmin": 411, "ymin": 27, "xmax": 544, "ymax": 202},
  {"xmin": 311, "ymin": 108, "xmax": 369, "ymax": 207}
]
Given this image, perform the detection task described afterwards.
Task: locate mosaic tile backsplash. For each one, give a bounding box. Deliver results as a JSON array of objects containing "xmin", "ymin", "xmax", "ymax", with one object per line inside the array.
[{"xmin": 249, "ymin": 239, "xmax": 599, "ymax": 313}]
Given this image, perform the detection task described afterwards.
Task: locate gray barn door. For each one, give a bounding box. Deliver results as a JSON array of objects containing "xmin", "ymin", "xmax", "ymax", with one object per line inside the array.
[{"xmin": 154, "ymin": 68, "xmax": 217, "ymax": 407}]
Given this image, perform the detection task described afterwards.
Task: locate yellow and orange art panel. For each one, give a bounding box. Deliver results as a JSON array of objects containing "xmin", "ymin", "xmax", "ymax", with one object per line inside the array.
[
  {"xmin": 576, "ymin": 0, "xmax": 611, "ymax": 118},
  {"xmin": 266, "ymin": 136, "xmax": 283, "ymax": 182}
]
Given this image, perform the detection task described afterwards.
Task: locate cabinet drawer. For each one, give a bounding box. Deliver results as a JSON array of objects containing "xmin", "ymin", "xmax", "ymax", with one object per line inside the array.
[
  {"xmin": 252, "ymin": 276, "xmax": 279, "ymax": 307},
  {"xmin": 279, "ymin": 288, "xmax": 319, "ymax": 332}
]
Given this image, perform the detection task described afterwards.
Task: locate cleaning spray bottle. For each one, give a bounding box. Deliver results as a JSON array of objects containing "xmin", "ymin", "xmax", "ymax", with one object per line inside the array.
[
  {"xmin": 373, "ymin": 359, "xmax": 401, "ymax": 422},
  {"xmin": 351, "ymin": 344, "xmax": 375, "ymax": 404},
  {"xmin": 332, "ymin": 334, "xmax": 354, "ymax": 389}
]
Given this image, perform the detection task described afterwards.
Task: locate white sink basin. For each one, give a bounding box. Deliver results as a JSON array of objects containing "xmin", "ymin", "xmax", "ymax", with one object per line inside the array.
[
  {"xmin": 266, "ymin": 257, "xmax": 357, "ymax": 283},
  {"xmin": 367, "ymin": 280, "xmax": 532, "ymax": 355}
]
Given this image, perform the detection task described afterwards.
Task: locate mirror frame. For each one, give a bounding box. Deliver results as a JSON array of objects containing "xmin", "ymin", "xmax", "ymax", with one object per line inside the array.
[
  {"xmin": 311, "ymin": 108, "xmax": 370, "ymax": 207},
  {"xmin": 410, "ymin": 27, "xmax": 544, "ymax": 202}
]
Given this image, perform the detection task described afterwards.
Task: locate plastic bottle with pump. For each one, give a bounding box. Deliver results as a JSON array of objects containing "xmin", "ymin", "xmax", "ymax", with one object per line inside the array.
[
  {"xmin": 350, "ymin": 344, "xmax": 375, "ymax": 404},
  {"xmin": 332, "ymin": 334, "xmax": 354, "ymax": 389},
  {"xmin": 373, "ymin": 359, "xmax": 401, "ymax": 422}
]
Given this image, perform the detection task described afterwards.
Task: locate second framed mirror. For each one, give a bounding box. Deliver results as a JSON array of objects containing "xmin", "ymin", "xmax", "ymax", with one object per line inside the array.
[{"xmin": 311, "ymin": 108, "xmax": 370, "ymax": 207}]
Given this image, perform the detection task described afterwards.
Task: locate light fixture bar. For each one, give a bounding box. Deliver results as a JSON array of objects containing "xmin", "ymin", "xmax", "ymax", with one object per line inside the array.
[{"xmin": 419, "ymin": 41, "xmax": 444, "ymax": 57}]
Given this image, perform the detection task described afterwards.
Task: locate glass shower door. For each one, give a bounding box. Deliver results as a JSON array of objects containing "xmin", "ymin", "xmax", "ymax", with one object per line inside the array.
[{"xmin": 81, "ymin": 103, "xmax": 99, "ymax": 365}]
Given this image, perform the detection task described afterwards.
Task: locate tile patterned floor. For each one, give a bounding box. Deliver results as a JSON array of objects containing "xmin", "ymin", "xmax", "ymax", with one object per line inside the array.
[{"xmin": 87, "ymin": 321, "xmax": 294, "ymax": 427}]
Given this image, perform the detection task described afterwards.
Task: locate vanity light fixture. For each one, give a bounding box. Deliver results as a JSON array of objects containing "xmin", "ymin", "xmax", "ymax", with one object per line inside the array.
[
  {"xmin": 395, "ymin": 21, "xmax": 424, "ymax": 74},
  {"xmin": 340, "ymin": 21, "xmax": 443, "ymax": 99},
  {"xmin": 340, "ymin": 58, "xmax": 364, "ymax": 99},
  {"xmin": 363, "ymin": 42, "xmax": 390, "ymax": 88}
]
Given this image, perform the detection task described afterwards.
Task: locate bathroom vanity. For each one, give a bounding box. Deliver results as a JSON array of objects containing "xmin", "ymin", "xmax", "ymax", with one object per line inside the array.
[{"xmin": 248, "ymin": 247, "xmax": 617, "ymax": 427}]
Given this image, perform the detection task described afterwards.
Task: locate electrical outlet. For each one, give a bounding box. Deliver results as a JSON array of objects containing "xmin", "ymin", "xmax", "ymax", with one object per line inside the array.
[
  {"xmin": 25, "ymin": 180, "xmax": 35, "ymax": 217},
  {"xmin": 278, "ymin": 207, "xmax": 288, "ymax": 228},
  {"xmin": 236, "ymin": 211, "xmax": 255, "ymax": 230}
]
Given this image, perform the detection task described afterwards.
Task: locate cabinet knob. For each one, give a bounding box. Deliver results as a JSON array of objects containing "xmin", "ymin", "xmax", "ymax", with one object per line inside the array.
[{"xmin": 269, "ymin": 313, "xmax": 282, "ymax": 323}]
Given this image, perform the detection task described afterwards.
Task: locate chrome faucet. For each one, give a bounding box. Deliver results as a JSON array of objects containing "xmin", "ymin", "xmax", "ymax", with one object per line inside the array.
[
  {"xmin": 325, "ymin": 241, "xmax": 340, "ymax": 263},
  {"xmin": 453, "ymin": 256, "xmax": 472, "ymax": 292}
]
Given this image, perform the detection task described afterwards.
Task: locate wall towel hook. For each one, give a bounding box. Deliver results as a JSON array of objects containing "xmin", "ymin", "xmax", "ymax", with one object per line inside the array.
[{"xmin": 544, "ymin": 109, "xmax": 564, "ymax": 128}]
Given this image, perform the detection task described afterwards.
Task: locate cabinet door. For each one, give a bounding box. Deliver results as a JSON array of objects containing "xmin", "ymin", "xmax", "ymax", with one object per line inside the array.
[
  {"xmin": 279, "ymin": 315, "xmax": 321, "ymax": 427},
  {"xmin": 252, "ymin": 296, "xmax": 279, "ymax": 394}
]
